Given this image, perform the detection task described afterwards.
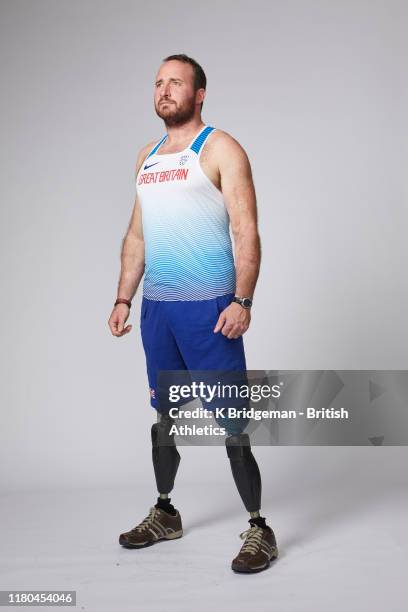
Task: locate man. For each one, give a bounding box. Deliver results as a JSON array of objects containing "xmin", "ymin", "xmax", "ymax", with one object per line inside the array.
[{"xmin": 108, "ymin": 53, "xmax": 278, "ymax": 573}]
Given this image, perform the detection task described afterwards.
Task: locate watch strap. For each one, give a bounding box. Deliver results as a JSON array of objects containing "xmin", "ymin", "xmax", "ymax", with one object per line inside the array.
[{"xmin": 233, "ymin": 296, "xmax": 253, "ymax": 308}]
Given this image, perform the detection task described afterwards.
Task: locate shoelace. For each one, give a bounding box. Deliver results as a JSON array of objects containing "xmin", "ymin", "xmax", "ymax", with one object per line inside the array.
[
  {"xmin": 239, "ymin": 525, "xmax": 264, "ymax": 555},
  {"xmin": 131, "ymin": 507, "xmax": 159, "ymax": 533}
]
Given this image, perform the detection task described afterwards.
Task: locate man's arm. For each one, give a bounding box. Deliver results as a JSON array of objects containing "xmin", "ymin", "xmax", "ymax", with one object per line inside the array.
[
  {"xmin": 108, "ymin": 141, "xmax": 155, "ymax": 337},
  {"xmin": 116, "ymin": 193, "xmax": 144, "ymax": 303},
  {"xmin": 212, "ymin": 133, "xmax": 261, "ymax": 339}
]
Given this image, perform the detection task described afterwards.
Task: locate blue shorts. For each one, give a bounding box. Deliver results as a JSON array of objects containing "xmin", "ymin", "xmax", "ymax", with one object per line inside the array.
[{"xmin": 140, "ymin": 292, "xmax": 249, "ymax": 433}]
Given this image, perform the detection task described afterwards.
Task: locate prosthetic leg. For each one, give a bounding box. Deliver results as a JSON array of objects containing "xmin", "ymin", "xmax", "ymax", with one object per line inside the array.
[
  {"xmin": 226, "ymin": 432, "xmax": 279, "ymax": 572},
  {"xmin": 118, "ymin": 413, "xmax": 183, "ymax": 548},
  {"xmin": 151, "ymin": 413, "xmax": 180, "ymax": 495},
  {"xmin": 225, "ymin": 432, "xmax": 262, "ymax": 513}
]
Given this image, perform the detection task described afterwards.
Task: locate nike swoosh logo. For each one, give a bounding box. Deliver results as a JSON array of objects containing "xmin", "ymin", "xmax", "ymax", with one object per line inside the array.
[{"xmin": 144, "ymin": 161, "xmax": 160, "ymax": 170}]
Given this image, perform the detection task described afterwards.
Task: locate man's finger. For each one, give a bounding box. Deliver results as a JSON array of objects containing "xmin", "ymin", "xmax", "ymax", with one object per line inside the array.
[
  {"xmin": 221, "ymin": 323, "xmax": 234, "ymax": 337},
  {"xmin": 112, "ymin": 324, "xmax": 132, "ymax": 337},
  {"xmin": 225, "ymin": 327, "xmax": 237, "ymax": 339},
  {"xmin": 213, "ymin": 314, "xmax": 226, "ymax": 333},
  {"xmin": 226, "ymin": 323, "xmax": 245, "ymax": 339},
  {"xmin": 109, "ymin": 321, "xmax": 119, "ymax": 335},
  {"xmin": 228, "ymin": 331, "xmax": 241, "ymax": 339}
]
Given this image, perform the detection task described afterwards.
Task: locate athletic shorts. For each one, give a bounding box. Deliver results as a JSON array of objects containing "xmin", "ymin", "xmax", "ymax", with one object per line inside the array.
[{"xmin": 140, "ymin": 292, "xmax": 249, "ymax": 433}]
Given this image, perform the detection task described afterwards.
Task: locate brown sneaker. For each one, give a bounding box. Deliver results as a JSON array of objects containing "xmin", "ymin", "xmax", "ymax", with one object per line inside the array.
[
  {"xmin": 119, "ymin": 506, "xmax": 183, "ymax": 548},
  {"xmin": 231, "ymin": 524, "xmax": 278, "ymax": 573}
]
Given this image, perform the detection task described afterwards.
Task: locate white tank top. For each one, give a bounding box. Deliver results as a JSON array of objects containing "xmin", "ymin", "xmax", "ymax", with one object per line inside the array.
[{"xmin": 136, "ymin": 124, "xmax": 236, "ymax": 300}]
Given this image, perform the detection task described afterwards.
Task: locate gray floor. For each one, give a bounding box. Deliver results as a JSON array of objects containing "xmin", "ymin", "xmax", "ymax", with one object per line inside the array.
[{"xmin": 1, "ymin": 448, "xmax": 408, "ymax": 611}]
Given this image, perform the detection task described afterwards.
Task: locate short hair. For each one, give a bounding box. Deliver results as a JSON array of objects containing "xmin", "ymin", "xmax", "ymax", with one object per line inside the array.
[{"xmin": 162, "ymin": 53, "xmax": 206, "ymax": 110}]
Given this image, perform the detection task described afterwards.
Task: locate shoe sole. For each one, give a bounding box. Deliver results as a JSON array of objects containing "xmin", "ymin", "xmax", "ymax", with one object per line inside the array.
[
  {"xmin": 231, "ymin": 550, "xmax": 278, "ymax": 573},
  {"xmin": 119, "ymin": 530, "xmax": 183, "ymax": 549}
]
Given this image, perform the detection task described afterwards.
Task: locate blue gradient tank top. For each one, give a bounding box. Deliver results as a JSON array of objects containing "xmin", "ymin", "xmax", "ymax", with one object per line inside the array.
[{"xmin": 136, "ymin": 125, "xmax": 236, "ymax": 300}]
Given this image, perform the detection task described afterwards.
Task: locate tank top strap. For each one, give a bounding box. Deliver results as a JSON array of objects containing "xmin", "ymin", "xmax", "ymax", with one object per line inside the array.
[
  {"xmin": 146, "ymin": 134, "xmax": 168, "ymax": 159},
  {"xmin": 190, "ymin": 126, "xmax": 216, "ymax": 156}
]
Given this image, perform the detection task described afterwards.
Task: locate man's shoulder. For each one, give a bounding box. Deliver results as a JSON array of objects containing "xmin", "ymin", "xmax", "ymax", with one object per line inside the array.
[
  {"xmin": 207, "ymin": 128, "xmax": 249, "ymax": 161},
  {"xmin": 139, "ymin": 139, "xmax": 160, "ymax": 159},
  {"xmin": 210, "ymin": 128, "xmax": 241, "ymax": 147},
  {"xmin": 135, "ymin": 139, "xmax": 160, "ymax": 173}
]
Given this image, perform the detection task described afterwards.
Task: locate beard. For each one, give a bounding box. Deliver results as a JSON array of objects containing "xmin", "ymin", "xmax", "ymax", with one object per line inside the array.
[{"xmin": 155, "ymin": 96, "xmax": 196, "ymax": 127}]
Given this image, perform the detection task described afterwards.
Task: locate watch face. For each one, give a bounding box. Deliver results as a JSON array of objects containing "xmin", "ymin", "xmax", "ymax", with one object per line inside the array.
[{"xmin": 242, "ymin": 298, "xmax": 252, "ymax": 308}]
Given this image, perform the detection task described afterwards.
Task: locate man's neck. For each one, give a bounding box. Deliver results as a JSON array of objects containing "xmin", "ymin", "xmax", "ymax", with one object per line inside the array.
[{"xmin": 164, "ymin": 119, "xmax": 205, "ymax": 146}]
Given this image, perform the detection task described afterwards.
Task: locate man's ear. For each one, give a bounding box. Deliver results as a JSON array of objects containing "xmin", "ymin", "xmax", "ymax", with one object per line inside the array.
[{"xmin": 196, "ymin": 88, "xmax": 206, "ymax": 106}]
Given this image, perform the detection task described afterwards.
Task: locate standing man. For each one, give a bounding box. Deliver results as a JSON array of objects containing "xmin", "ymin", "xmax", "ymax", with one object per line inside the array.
[{"xmin": 108, "ymin": 54, "xmax": 278, "ymax": 573}]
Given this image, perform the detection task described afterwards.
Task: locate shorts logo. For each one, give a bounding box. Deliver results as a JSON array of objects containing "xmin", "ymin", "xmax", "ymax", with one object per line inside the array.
[
  {"xmin": 150, "ymin": 388, "xmax": 156, "ymax": 399},
  {"xmin": 179, "ymin": 154, "xmax": 189, "ymax": 166}
]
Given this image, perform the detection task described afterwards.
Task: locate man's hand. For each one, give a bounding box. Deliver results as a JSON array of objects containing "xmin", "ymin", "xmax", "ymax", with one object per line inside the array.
[
  {"xmin": 108, "ymin": 304, "xmax": 133, "ymax": 337},
  {"xmin": 213, "ymin": 302, "xmax": 251, "ymax": 339}
]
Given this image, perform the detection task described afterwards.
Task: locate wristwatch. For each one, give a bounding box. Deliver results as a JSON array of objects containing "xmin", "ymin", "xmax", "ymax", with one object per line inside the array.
[{"xmin": 232, "ymin": 296, "xmax": 253, "ymax": 309}]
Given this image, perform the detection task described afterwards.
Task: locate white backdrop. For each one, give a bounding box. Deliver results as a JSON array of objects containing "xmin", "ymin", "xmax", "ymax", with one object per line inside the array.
[{"xmin": 1, "ymin": 0, "xmax": 407, "ymax": 492}]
